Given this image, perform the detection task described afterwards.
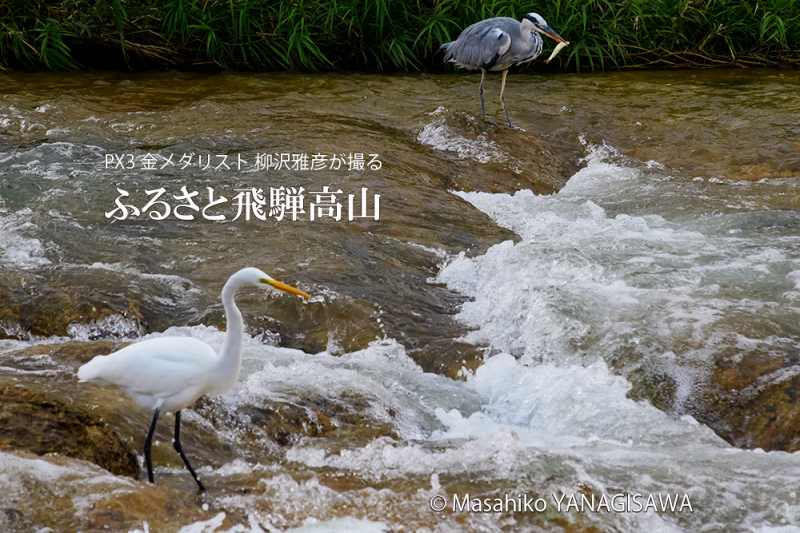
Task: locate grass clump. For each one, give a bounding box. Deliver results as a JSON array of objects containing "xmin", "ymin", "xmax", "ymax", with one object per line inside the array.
[{"xmin": 1, "ymin": 0, "xmax": 799, "ymax": 72}]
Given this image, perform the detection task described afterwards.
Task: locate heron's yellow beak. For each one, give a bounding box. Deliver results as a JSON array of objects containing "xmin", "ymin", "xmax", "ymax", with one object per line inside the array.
[{"xmin": 261, "ymin": 278, "xmax": 310, "ymax": 300}]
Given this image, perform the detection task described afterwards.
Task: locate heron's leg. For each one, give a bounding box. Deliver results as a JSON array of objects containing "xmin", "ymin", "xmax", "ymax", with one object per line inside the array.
[
  {"xmin": 479, "ymin": 69, "xmax": 486, "ymax": 119},
  {"xmin": 173, "ymin": 410, "xmax": 206, "ymax": 492},
  {"xmin": 499, "ymin": 70, "xmax": 513, "ymax": 128},
  {"xmin": 144, "ymin": 408, "xmax": 160, "ymax": 483}
]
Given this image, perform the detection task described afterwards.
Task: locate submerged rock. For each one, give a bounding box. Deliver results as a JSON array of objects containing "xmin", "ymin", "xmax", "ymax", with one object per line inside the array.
[
  {"xmin": 0, "ymin": 447, "xmax": 607, "ymax": 532},
  {"xmin": 196, "ymin": 391, "xmax": 397, "ymax": 453}
]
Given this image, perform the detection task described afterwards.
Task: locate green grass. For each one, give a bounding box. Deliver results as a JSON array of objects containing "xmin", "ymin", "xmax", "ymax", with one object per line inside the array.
[{"xmin": 1, "ymin": 0, "xmax": 799, "ymax": 71}]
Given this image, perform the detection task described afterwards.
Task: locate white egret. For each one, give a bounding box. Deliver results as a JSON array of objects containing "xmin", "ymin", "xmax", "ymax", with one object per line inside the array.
[{"xmin": 78, "ymin": 267, "xmax": 310, "ymax": 492}]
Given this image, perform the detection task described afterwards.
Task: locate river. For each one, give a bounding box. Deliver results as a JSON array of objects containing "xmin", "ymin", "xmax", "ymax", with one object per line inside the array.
[{"xmin": 0, "ymin": 70, "xmax": 798, "ymax": 531}]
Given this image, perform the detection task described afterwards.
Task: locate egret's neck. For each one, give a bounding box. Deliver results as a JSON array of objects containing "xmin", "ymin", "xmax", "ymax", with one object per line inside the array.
[{"xmin": 216, "ymin": 277, "xmax": 244, "ymax": 389}]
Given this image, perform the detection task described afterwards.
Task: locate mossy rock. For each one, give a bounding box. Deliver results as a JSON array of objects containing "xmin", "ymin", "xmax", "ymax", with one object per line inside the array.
[
  {"xmin": 625, "ymin": 348, "xmax": 800, "ymax": 452},
  {"xmin": 0, "ymin": 376, "xmax": 139, "ymax": 477},
  {"xmin": 0, "ymin": 281, "xmax": 144, "ymax": 340},
  {"xmin": 0, "ymin": 449, "xmax": 219, "ymax": 533},
  {"xmin": 195, "ymin": 389, "xmax": 397, "ymax": 452},
  {"xmin": 695, "ymin": 351, "xmax": 800, "ymax": 452},
  {"xmin": 422, "ymin": 109, "xmax": 580, "ymax": 195},
  {"xmin": 1, "ymin": 342, "xmax": 239, "ymax": 479},
  {"xmin": 625, "ymin": 366, "xmax": 678, "ymax": 413}
]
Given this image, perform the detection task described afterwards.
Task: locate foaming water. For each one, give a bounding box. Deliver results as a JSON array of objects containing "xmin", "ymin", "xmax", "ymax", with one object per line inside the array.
[
  {"xmin": 66, "ymin": 314, "xmax": 144, "ymax": 341},
  {"xmin": 143, "ymin": 326, "xmax": 481, "ymax": 441},
  {"xmin": 0, "ymin": 208, "xmax": 51, "ymax": 267},
  {"xmin": 417, "ymin": 107, "xmax": 511, "ymax": 165},
  {"xmin": 1, "ymin": 144, "xmax": 797, "ymax": 531},
  {"xmin": 288, "ymin": 145, "xmax": 800, "ymax": 530},
  {"xmin": 438, "ymin": 144, "xmax": 800, "ymax": 409},
  {"xmin": 3, "ymin": 310, "xmax": 798, "ymax": 529}
]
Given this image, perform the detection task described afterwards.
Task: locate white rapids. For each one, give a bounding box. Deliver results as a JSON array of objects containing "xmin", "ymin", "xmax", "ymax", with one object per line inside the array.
[{"xmin": 286, "ymin": 142, "xmax": 800, "ymax": 531}]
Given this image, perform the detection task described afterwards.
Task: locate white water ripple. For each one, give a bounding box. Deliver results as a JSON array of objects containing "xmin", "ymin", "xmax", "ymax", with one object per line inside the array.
[{"xmin": 0, "ymin": 208, "xmax": 51, "ymax": 267}]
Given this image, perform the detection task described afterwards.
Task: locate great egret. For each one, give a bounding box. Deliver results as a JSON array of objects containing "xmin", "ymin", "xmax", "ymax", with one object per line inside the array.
[
  {"xmin": 441, "ymin": 13, "xmax": 567, "ymax": 127},
  {"xmin": 78, "ymin": 267, "xmax": 310, "ymax": 492}
]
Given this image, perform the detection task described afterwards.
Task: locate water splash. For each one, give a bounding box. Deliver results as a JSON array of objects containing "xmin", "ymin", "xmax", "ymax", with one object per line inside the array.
[
  {"xmin": 417, "ymin": 107, "xmax": 510, "ymax": 164},
  {"xmin": 0, "ymin": 208, "xmax": 51, "ymax": 267}
]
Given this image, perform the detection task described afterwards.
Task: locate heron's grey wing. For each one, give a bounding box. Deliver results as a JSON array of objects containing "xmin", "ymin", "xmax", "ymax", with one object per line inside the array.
[{"xmin": 444, "ymin": 21, "xmax": 512, "ymax": 70}]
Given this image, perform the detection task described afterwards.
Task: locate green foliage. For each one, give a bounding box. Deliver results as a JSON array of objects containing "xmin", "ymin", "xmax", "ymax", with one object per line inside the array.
[
  {"xmin": 35, "ymin": 18, "xmax": 76, "ymax": 70},
  {"xmin": 0, "ymin": 0, "xmax": 799, "ymax": 71}
]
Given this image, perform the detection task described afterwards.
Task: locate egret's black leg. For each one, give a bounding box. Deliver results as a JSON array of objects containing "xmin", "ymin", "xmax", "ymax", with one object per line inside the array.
[
  {"xmin": 479, "ymin": 68, "xmax": 486, "ymax": 119},
  {"xmin": 173, "ymin": 410, "xmax": 206, "ymax": 492},
  {"xmin": 499, "ymin": 69, "xmax": 513, "ymax": 128},
  {"xmin": 144, "ymin": 408, "xmax": 160, "ymax": 483}
]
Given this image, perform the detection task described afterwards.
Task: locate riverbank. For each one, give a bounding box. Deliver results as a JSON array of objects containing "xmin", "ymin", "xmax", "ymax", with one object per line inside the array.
[{"xmin": 2, "ymin": 1, "xmax": 800, "ymax": 72}]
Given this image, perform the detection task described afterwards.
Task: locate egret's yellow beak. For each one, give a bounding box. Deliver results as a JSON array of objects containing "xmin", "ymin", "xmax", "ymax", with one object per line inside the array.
[{"xmin": 261, "ymin": 278, "xmax": 310, "ymax": 300}]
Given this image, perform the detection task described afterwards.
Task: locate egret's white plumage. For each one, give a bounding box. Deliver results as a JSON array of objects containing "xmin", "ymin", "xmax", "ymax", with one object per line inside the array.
[
  {"xmin": 78, "ymin": 336, "xmax": 219, "ymax": 411},
  {"xmin": 77, "ymin": 266, "xmax": 309, "ymax": 491}
]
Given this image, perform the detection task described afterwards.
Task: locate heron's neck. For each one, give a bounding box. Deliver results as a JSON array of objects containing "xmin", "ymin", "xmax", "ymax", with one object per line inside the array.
[
  {"xmin": 217, "ymin": 278, "xmax": 244, "ymax": 388},
  {"xmin": 520, "ymin": 19, "xmax": 534, "ymax": 34},
  {"xmin": 520, "ymin": 20, "xmax": 537, "ymax": 42}
]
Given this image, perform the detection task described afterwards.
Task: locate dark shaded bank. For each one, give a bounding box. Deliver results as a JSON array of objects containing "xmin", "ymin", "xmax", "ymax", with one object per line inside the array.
[{"xmin": 2, "ymin": 0, "xmax": 800, "ymax": 72}]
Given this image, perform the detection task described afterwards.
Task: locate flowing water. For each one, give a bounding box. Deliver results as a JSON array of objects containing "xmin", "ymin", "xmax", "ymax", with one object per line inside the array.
[{"xmin": 0, "ymin": 70, "xmax": 799, "ymax": 532}]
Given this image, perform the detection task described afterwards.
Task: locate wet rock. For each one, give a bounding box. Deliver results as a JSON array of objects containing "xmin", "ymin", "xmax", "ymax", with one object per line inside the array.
[
  {"xmin": 195, "ymin": 390, "xmax": 397, "ymax": 452},
  {"xmin": 82, "ymin": 485, "xmax": 227, "ymax": 532},
  {"xmin": 415, "ymin": 338, "xmax": 486, "ymax": 379},
  {"xmin": 0, "ymin": 264, "xmax": 206, "ymax": 341},
  {"xmin": 626, "ymin": 349, "xmax": 800, "ymax": 453},
  {"xmin": 0, "ymin": 342, "xmax": 238, "ymax": 479},
  {"xmin": 417, "ymin": 109, "xmax": 581, "ymax": 194},
  {"xmin": 265, "ymin": 296, "xmax": 382, "ymax": 355},
  {"xmin": 0, "ymin": 449, "xmax": 216, "ymax": 532},
  {"xmin": 0, "ymin": 507, "xmax": 34, "ymax": 532},
  {"xmin": 694, "ymin": 352, "xmax": 800, "ymax": 452},
  {"xmin": 0, "ymin": 273, "xmax": 29, "ymax": 339},
  {"xmin": 625, "ymin": 367, "xmax": 678, "ymax": 414},
  {"xmin": 202, "ymin": 294, "xmax": 384, "ymax": 355},
  {"xmin": 11, "ymin": 339, "xmax": 125, "ymax": 364},
  {"xmin": 208, "ymin": 466, "xmax": 612, "ymax": 532},
  {"xmin": 2, "ymin": 340, "xmax": 396, "ymax": 485},
  {"xmin": 0, "ymin": 447, "xmax": 604, "ymax": 532},
  {"xmin": 0, "ymin": 275, "xmax": 145, "ymax": 340},
  {"xmin": 0, "ymin": 375, "xmax": 139, "ymax": 477}
]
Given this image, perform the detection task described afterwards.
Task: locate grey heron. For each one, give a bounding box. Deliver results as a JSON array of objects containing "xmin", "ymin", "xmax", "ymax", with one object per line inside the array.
[{"xmin": 441, "ymin": 13, "xmax": 567, "ymax": 127}]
